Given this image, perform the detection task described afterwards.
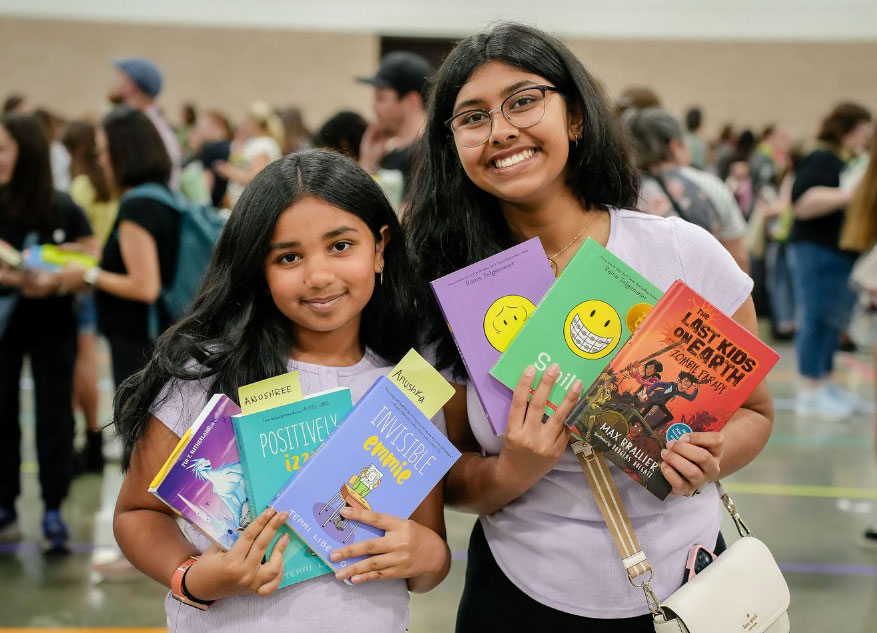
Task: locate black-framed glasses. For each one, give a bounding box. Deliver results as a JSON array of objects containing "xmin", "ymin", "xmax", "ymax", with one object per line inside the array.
[{"xmin": 445, "ymin": 85, "xmax": 560, "ymax": 148}]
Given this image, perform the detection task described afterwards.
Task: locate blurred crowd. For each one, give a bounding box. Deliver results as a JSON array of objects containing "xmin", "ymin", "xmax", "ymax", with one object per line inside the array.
[{"xmin": 1, "ymin": 49, "xmax": 875, "ymax": 553}]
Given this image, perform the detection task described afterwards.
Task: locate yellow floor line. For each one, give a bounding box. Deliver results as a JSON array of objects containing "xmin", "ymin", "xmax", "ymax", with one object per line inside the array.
[{"xmin": 724, "ymin": 482, "xmax": 877, "ymax": 499}]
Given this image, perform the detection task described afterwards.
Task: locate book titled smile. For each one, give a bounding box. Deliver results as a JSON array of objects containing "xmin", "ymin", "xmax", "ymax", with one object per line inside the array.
[
  {"xmin": 269, "ymin": 350, "xmax": 461, "ymax": 583},
  {"xmin": 490, "ymin": 238, "xmax": 663, "ymax": 416}
]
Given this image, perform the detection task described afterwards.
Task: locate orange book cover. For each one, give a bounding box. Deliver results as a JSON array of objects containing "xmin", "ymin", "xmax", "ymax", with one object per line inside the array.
[{"xmin": 566, "ymin": 280, "xmax": 779, "ymax": 499}]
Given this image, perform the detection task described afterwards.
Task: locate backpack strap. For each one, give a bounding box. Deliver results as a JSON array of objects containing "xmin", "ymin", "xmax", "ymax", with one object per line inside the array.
[{"xmin": 120, "ymin": 183, "xmax": 182, "ymax": 212}]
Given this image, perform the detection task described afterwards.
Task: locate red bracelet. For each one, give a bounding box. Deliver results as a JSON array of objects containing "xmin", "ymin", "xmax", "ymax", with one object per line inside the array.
[{"xmin": 171, "ymin": 556, "xmax": 213, "ymax": 611}]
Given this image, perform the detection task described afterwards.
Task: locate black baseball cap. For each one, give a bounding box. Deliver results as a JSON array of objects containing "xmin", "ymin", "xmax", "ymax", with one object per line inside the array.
[{"xmin": 357, "ymin": 51, "xmax": 433, "ymax": 97}]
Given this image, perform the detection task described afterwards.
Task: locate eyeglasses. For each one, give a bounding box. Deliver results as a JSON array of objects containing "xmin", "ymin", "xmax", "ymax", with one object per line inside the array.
[{"xmin": 445, "ymin": 85, "xmax": 560, "ymax": 148}]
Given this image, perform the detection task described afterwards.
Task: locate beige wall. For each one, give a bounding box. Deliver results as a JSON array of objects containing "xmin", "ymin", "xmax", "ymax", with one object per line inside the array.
[
  {"xmin": 568, "ymin": 38, "xmax": 877, "ymax": 139},
  {"xmin": 0, "ymin": 17, "xmax": 379, "ymax": 132},
  {"xmin": 1, "ymin": 16, "xmax": 876, "ymax": 141}
]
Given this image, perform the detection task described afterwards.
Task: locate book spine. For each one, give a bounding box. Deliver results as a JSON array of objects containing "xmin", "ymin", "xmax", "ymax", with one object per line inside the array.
[{"xmin": 232, "ymin": 419, "xmax": 257, "ymax": 523}]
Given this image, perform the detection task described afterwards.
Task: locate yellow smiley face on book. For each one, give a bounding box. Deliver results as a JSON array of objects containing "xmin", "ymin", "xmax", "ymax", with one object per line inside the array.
[{"xmin": 564, "ymin": 300, "xmax": 621, "ymax": 359}]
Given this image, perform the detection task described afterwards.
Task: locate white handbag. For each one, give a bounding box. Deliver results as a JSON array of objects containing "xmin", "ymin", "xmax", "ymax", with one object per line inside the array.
[{"xmin": 571, "ymin": 441, "xmax": 790, "ymax": 633}]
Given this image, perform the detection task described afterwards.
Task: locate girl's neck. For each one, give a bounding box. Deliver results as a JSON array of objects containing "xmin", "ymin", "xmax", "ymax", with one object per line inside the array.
[
  {"xmin": 290, "ymin": 321, "xmax": 365, "ymax": 367},
  {"xmin": 500, "ymin": 187, "xmax": 610, "ymax": 256}
]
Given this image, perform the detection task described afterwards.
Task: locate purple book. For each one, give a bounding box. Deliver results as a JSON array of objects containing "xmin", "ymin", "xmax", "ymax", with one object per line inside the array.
[
  {"xmin": 269, "ymin": 376, "xmax": 461, "ymax": 582},
  {"xmin": 430, "ymin": 238, "xmax": 554, "ymax": 434},
  {"xmin": 149, "ymin": 394, "xmax": 246, "ymax": 550}
]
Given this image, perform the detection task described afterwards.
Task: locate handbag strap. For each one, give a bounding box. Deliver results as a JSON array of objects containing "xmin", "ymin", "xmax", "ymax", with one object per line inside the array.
[{"xmin": 571, "ymin": 439, "xmax": 753, "ymax": 616}]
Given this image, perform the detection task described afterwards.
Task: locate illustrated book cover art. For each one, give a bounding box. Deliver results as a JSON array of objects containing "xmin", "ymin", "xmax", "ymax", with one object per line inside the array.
[
  {"xmin": 490, "ymin": 238, "xmax": 663, "ymax": 416},
  {"xmin": 269, "ymin": 354, "xmax": 461, "ymax": 582},
  {"xmin": 232, "ymin": 387, "xmax": 353, "ymax": 587},
  {"xmin": 149, "ymin": 394, "xmax": 246, "ymax": 550},
  {"xmin": 565, "ymin": 280, "xmax": 780, "ymax": 499},
  {"xmin": 430, "ymin": 237, "xmax": 555, "ymax": 435}
]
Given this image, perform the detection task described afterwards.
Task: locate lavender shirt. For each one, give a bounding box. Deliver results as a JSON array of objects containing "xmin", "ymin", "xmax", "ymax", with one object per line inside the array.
[
  {"xmin": 468, "ymin": 208, "xmax": 754, "ymax": 618},
  {"xmin": 152, "ymin": 349, "xmax": 443, "ymax": 633}
]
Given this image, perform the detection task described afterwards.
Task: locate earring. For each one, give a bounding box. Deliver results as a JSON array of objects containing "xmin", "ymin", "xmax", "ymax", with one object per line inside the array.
[{"xmin": 379, "ymin": 266, "xmax": 384, "ymax": 286}]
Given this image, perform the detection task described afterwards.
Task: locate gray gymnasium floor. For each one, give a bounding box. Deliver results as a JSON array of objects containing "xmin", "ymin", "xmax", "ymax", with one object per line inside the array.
[{"xmin": 2, "ymin": 336, "xmax": 877, "ymax": 632}]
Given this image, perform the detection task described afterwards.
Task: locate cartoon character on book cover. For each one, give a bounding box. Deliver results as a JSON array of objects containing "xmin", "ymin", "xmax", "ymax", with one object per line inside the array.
[
  {"xmin": 567, "ymin": 281, "xmax": 779, "ymax": 499},
  {"xmin": 317, "ymin": 464, "xmax": 383, "ymax": 543}
]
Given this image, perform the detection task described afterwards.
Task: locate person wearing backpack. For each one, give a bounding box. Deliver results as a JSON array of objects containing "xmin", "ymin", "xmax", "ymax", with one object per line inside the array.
[{"xmin": 57, "ymin": 106, "xmax": 191, "ymax": 388}]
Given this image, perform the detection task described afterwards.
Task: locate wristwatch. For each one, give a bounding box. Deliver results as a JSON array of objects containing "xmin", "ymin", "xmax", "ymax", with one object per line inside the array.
[
  {"xmin": 83, "ymin": 267, "xmax": 100, "ymax": 287},
  {"xmin": 171, "ymin": 556, "xmax": 213, "ymax": 610}
]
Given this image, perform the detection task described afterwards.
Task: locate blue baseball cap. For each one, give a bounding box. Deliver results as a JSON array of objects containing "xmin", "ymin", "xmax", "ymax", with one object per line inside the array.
[{"xmin": 113, "ymin": 57, "xmax": 163, "ymax": 99}]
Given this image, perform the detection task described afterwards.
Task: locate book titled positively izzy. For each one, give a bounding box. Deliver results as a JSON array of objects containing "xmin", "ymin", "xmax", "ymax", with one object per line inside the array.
[
  {"xmin": 269, "ymin": 350, "xmax": 460, "ymax": 582},
  {"xmin": 233, "ymin": 375, "xmax": 353, "ymax": 588}
]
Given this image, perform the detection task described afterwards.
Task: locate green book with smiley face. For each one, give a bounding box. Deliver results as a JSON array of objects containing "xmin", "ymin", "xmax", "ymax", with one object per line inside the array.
[{"xmin": 490, "ymin": 238, "xmax": 663, "ymax": 416}]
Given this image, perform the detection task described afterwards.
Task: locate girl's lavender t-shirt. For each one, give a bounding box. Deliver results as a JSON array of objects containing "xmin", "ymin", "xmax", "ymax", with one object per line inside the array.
[
  {"xmin": 467, "ymin": 208, "xmax": 754, "ymax": 618},
  {"xmin": 152, "ymin": 349, "xmax": 441, "ymax": 633}
]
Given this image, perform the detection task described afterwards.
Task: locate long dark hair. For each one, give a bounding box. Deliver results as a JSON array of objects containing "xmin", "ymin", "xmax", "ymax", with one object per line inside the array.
[
  {"xmin": 404, "ymin": 22, "xmax": 638, "ymax": 378},
  {"xmin": 113, "ymin": 149, "xmax": 418, "ymax": 470},
  {"xmin": 61, "ymin": 120, "xmax": 112, "ymax": 202},
  {"xmin": 102, "ymin": 105, "xmax": 171, "ymax": 189},
  {"xmin": 0, "ymin": 113, "xmax": 54, "ymax": 231}
]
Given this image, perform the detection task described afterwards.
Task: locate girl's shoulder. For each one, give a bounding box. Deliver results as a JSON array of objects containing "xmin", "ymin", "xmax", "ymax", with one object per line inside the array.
[
  {"xmin": 607, "ymin": 207, "xmax": 753, "ymax": 317},
  {"xmin": 151, "ymin": 368, "xmax": 215, "ymax": 438}
]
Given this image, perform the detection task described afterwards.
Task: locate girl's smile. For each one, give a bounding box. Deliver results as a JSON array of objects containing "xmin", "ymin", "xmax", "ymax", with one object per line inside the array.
[{"xmin": 452, "ymin": 62, "xmax": 579, "ymax": 208}]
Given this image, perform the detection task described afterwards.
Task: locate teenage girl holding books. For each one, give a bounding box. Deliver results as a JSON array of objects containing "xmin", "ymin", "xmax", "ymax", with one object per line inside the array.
[{"xmin": 405, "ymin": 23, "xmax": 774, "ymax": 632}]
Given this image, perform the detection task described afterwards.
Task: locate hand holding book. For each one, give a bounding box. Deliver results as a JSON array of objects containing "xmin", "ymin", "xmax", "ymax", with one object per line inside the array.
[
  {"xmin": 329, "ymin": 502, "xmax": 450, "ymax": 590},
  {"xmin": 659, "ymin": 432, "xmax": 724, "ymax": 497},
  {"xmin": 495, "ymin": 364, "xmax": 583, "ymax": 497},
  {"xmin": 183, "ymin": 507, "xmax": 291, "ymax": 602}
]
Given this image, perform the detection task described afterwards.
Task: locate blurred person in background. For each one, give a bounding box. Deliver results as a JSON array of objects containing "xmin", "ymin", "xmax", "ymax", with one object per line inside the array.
[
  {"xmin": 57, "ymin": 106, "xmax": 181, "ymax": 388},
  {"xmin": 315, "ymin": 110, "xmax": 368, "ymax": 160},
  {"xmin": 33, "ymin": 108, "xmax": 71, "ymax": 192},
  {"xmin": 684, "ymin": 106, "xmax": 707, "ymax": 169},
  {"xmin": 214, "ymin": 100, "xmax": 282, "ymax": 208},
  {"xmin": 61, "ymin": 120, "xmax": 120, "ymax": 473},
  {"xmin": 108, "ymin": 56, "xmax": 182, "ymax": 190},
  {"xmin": 0, "ymin": 114, "xmax": 95, "ymax": 550},
  {"xmin": 721, "ymin": 129, "xmax": 757, "ymax": 217},
  {"xmin": 357, "ymin": 51, "xmax": 433, "ymax": 190},
  {"xmin": 838, "ymin": 134, "xmax": 877, "ymax": 547},
  {"xmin": 624, "ymin": 107, "xmax": 749, "ymax": 272},
  {"xmin": 749, "ymin": 124, "xmax": 796, "ymax": 341},
  {"xmin": 710, "ymin": 123, "xmax": 737, "ymax": 174},
  {"xmin": 188, "ymin": 109, "xmax": 234, "ymax": 209},
  {"xmin": 277, "ymin": 105, "xmax": 313, "ymax": 154},
  {"xmin": 615, "ymin": 85, "xmax": 661, "ymax": 117},
  {"xmin": 788, "ymin": 102, "xmax": 873, "ymax": 419},
  {"xmin": 176, "ymin": 101, "xmax": 198, "ymax": 160},
  {"xmin": 2, "ymin": 94, "xmax": 30, "ymax": 116}
]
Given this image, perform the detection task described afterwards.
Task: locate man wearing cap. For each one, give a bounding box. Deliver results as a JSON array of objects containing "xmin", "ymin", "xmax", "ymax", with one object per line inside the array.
[
  {"xmin": 357, "ymin": 51, "xmax": 433, "ymax": 192},
  {"xmin": 108, "ymin": 57, "xmax": 182, "ymax": 190}
]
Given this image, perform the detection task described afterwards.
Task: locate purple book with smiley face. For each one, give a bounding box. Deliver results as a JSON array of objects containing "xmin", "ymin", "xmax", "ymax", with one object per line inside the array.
[{"xmin": 430, "ymin": 238, "xmax": 555, "ymax": 434}]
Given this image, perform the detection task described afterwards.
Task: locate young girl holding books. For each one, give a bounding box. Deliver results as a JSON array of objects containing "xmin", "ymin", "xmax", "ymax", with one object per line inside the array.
[
  {"xmin": 405, "ymin": 23, "xmax": 774, "ymax": 632},
  {"xmin": 110, "ymin": 149, "xmax": 458, "ymax": 632}
]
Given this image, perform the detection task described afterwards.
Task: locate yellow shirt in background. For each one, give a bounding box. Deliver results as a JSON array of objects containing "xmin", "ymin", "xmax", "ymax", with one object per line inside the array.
[{"xmin": 69, "ymin": 174, "xmax": 119, "ymax": 248}]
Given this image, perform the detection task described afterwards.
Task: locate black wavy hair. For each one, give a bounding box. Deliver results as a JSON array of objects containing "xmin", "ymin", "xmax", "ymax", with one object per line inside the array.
[
  {"xmin": 0, "ymin": 113, "xmax": 54, "ymax": 231},
  {"xmin": 114, "ymin": 149, "xmax": 418, "ymax": 470},
  {"xmin": 404, "ymin": 22, "xmax": 639, "ymax": 378}
]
